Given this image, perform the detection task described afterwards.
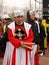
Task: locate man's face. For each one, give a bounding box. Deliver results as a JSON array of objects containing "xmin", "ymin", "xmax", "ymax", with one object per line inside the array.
[
  {"xmin": 3, "ymin": 18, "xmax": 8, "ymax": 25},
  {"xmin": 15, "ymin": 15, "xmax": 24, "ymax": 24},
  {"xmin": 30, "ymin": 13, "xmax": 35, "ymax": 20}
]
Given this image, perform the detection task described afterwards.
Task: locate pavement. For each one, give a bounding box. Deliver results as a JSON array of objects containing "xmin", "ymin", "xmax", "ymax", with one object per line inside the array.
[{"xmin": 39, "ymin": 52, "xmax": 49, "ymax": 65}]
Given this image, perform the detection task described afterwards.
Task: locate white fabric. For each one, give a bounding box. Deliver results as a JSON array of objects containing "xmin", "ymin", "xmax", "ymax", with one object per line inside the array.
[
  {"xmin": 29, "ymin": 9, "xmax": 38, "ymax": 15},
  {"xmin": 3, "ymin": 22, "xmax": 15, "ymax": 65},
  {"xmin": 1, "ymin": 14, "xmax": 10, "ymax": 19},
  {"xmin": 24, "ymin": 22, "xmax": 31, "ymax": 36},
  {"xmin": 3, "ymin": 21, "xmax": 32, "ymax": 65},
  {"xmin": 31, "ymin": 44, "xmax": 37, "ymax": 65},
  {"xmin": 28, "ymin": 52, "xmax": 31, "ymax": 65},
  {"xmin": 14, "ymin": 10, "xmax": 24, "ymax": 17},
  {"xmin": 8, "ymin": 22, "xmax": 15, "ymax": 35},
  {"xmin": 2, "ymin": 42, "xmax": 14, "ymax": 65},
  {"xmin": 35, "ymin": 21, "xmax": 40, "ymax": 33},
  {"xmin": 15, "ymin": 47, "xmax": 26, "ymax": 65}
]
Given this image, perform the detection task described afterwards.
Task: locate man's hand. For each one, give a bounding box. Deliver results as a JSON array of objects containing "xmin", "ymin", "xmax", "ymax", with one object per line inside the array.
[
  {"xmin": 14, "ymin": 33, "xmax": 17, "ymax": 37},
  {"xmin": 21, "ymin": 41, "xmax": 33, "ymax": 50},
  {"xmin": 21, "ymin": 41, "xmax": 25, "ymax": 46}
]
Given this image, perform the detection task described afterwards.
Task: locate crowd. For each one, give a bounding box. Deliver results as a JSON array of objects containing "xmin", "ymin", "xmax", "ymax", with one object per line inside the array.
[{"xmin": 0, "ymin": 9, "xmax": 49, "ymax": 65}]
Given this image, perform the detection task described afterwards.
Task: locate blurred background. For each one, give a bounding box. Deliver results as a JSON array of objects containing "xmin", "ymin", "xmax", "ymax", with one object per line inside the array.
[
  {"xmin": 0, "ymin": 0, "xmax": 49, "ymax": 65},
  {"xmin": 0, "ymin": 0, "xmax": 43, "ymax": 19}
]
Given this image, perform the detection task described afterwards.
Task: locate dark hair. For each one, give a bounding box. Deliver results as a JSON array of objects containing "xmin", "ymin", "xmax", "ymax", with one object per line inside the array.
[
  {"xmin": 38, "ymin": 19, "xmax": 42, "ymax": 23},
  {"xmin": 27, "ymin": 10, "xmax": 31, "ymax": 21},
  {"xmin": 0, "ymin": 19, "xmax": 1, "ymax": 21}
]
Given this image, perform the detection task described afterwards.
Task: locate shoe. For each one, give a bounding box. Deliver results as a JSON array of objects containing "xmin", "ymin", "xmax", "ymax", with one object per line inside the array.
[
  {"xmin": 37, "ymin": 52, "xmax": 42, "ymax": 54},
  {"xmin": 39, "ymin": 52, "xmax": 43, "ymax": 56},
  {"xmin": 37, "ymin": 52, "xmax": 44, "ymax": 56}
]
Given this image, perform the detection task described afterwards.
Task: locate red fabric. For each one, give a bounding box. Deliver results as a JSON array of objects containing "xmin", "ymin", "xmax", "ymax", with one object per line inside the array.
[
  {"xmin": 8, "ymin": 28, "xmax": 21, "ymax": 48},
  {"xmin": 22, "ymin": 28, "xmax": 34, "ymax": 49},
  {"xmin": 12, "ymin": 48, "xmax": 16, "ymax": 65},
  {"xmin": 0, "ymin": 51, "xmax": 4, "ymax": 58},
  {"xmin": 8, "ymin": 26, "xmax": 34, "ymax": 48},
  {"xmin": 22, "ymin": 28, "xmax": 34, "ymax": 42},
  {"xmin": 26, "ymin": 50, "xmax": 28, "ymax": 65},
  {"xmin": 47, "ymin": 42, "xmax": 49, "ymax": 52},
  {"xmin": 47, "ymin": 42, "xmax": 49, "ymax": 46},
  {"xmin": 34, "ymin": 46, "xmax": 39, "ymax": 65},
  {"xmin": 8, "ymin": 25, "xmax": 34, "ymax": 65},
  {"xmin": 15, "ymin": 26, "xmax": 34, "ymax": 44},
  {"xmin": 34, "ymin": 54, "xmax": 39, "ymax": 65}
]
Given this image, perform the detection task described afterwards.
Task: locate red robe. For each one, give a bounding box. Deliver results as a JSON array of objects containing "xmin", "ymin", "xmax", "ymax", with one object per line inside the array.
[{"xmin": 3, "ymin": 22, "xmax": 34, "ymax": 65}]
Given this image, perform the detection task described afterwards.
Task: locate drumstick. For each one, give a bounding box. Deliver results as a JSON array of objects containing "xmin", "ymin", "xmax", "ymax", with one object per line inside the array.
[
  {"xmin": 23, "ymin": 42, "xmax": 35, "ymax": 45},
  {"xmin": 14, "ymin": 33, "xmax": 23, "ymax": 37},
  {"xmin": 22, "ymin": 45, "xmax": 33, "ymax": 50}
]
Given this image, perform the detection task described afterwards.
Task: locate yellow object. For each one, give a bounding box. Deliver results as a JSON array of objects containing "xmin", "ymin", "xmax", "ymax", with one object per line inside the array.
[
  {"xmin": 42, "ymin": 19, "xmax": 49, "ymax": 49},
  {"xmin": 18, "ymin": 28, "xmax": 21, "ymax": 31},
  {"xmin": 3, "ymin": 24, "xmax": 6, "ymax": 33}
]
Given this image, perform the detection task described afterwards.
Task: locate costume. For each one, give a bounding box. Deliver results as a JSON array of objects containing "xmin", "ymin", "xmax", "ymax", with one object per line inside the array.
[
  {"xmin": 42, "ymin": 19, "xmax": 47, "ymax": 49},
  {"xmin": 2, "ymin": 21, "xmax": 34, "ymax": 65}
]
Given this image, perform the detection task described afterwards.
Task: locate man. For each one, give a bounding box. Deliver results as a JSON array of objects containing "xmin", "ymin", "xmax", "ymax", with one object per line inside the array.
[
  {"xmin": 0, "ymin": 20, "xmax": 4, "ymax": 57},
  {"xmin": 38, "ymin": 19, "xmax": 46, "ymax": 55},
  {"xmin": 1, "ymin": 14, "xmax": 12, "ymax": 33},
  {"xmin": 27, "ymin": 9, "xmax": 40, "ymax": 65},
  {"xmin": 0, "ymin": 14, "xmax": 12, "ymax": 54},
  {"xmin": 27, "ymin": 9, "xmax": 40, "ymax": 45},
  {"xmin": 2, "ymin": 10, "xmax": 34, "ymax": 65}
]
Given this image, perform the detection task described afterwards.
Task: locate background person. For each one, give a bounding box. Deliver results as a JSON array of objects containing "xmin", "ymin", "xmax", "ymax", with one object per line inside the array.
[{"xmin": 27, "ymin": 9, "xmax": 40, "ymax": 65}]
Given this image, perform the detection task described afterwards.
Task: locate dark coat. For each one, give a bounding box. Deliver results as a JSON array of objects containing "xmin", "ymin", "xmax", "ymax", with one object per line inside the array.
[
  {"xmin": 39, "ymin": 23, "xmax": 46, "ymax": 50},
  {"xmin": 27, "ymin": 11, "xmax": 40, "ymax": 44},
  {"xmin": 47, "ymin": 27, "xmax": 49, "ymax": 42},
  {"xmin": 0, "ymin": 21, "xmax": 11, "ymax": 52}
]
